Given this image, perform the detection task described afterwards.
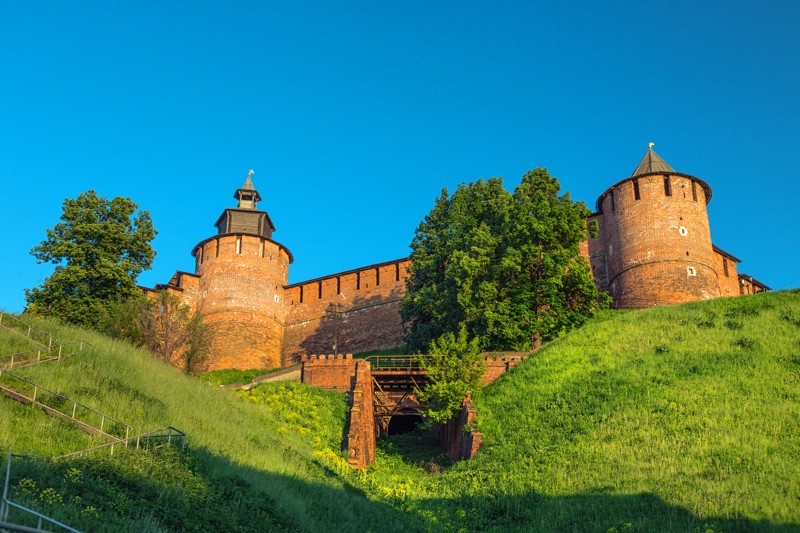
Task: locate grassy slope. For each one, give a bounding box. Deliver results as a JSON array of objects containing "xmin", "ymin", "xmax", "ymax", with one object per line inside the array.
[
  {"xmin": 355, "ymin": 290, "xmax": 800, "ymax": 531},
  {"xmin": 0, "ymin": 319, "xmax": 417, "ymax": 532},
  {"xmin": 2, "ymin": 290, "xmax": 799, "ymax": 531}
]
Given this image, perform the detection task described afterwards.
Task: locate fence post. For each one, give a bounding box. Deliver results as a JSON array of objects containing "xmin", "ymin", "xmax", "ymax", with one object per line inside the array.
[
  {"xmin": 72, "ymin": 403, "xmax": 77, "ymax": 419},
  {"xmin": 32, "ymin": 385, "xmax": 38, "ymax": 403},
  {"xmin": 2, "ymin": 455, "xmax": 13, "ymax": 521},
  {"xmin": 27, "ymin": 325, "xmax": 31, "ymax": 338}
]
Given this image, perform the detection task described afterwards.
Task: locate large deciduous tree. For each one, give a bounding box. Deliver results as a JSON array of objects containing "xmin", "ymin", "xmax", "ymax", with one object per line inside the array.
[
  {"xmin": 137, "ymin": 291, "xmax": 214, "ymax": 374},
  {"xmin": 25, "ymin": 190, "xmax": 157, "ymax": 328},
  {"xmin": 402, "ymin": 168, "xmax": 608, "ymax": 354}
]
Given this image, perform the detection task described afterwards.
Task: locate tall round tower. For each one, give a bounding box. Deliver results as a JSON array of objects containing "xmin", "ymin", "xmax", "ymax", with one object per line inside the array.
[
  {"xmin": 192, "ymin": 172, "xmax": 293, "ymax": 370},
  {"xmin": 596, "ymin": 145, "xmax": 720, "ymax": 308}
]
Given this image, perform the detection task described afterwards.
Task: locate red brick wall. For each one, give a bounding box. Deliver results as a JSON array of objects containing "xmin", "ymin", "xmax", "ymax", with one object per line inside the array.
[
  {"xmin": 591, "ymin": 173, "xmax": 720, "ymax": 308},
  {"xmin": 435, "ymin": 393, "xmax": 482, "ymax": 461},
  {"xmin": 482, "ymin": 356, "xmax": 526, "ymax": 385},
  {"xmin": 584, "ymin": 214, "xmax": 610, "ymax": 293},
  {"xmin": 300, "ymin": 354, "xmax": 357, "ymax": 391},
  {"xmin": 346, "ymin": 360, "xmax": 376, "ymax": 469},
  {"xmin": 715, "ymin": 250, "xmax": 741, "ymax": 297},
  {"xmin": 281, "ymin": 260, "xmax": 409, "ymax": 364},
  {"xmin": 194, "ymin": 234, "xmax": 291, "ymax": 370}
]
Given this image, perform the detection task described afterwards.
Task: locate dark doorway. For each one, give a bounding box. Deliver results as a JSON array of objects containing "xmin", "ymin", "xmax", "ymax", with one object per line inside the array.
[{"xmin": 387, "ymin": 415, "xmax": 423, "ymax": 435}]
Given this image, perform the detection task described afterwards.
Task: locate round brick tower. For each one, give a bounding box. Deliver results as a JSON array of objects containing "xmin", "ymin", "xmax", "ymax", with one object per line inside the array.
[
  {"xmin": 192, "ymin": 172, "xmax": 293, "ymax": 370},
  {"xmin": 596, "ymin": 145, "xmax": 720, "ymax": 308}
]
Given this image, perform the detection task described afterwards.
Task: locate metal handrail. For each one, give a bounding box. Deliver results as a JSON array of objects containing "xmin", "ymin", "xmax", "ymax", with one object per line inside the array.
[
  {"xmin": 1, "ymin": 426, "xmax": 187, "ymax": 531},
  {"xmin": 0, "ymin": 340, "xmax": 93, "ymax": 371},
  {"xmin": 0, "ymin": 370, "xmax": 132, "ymax": 441},
  {"xmin": 364, "ymin": 355, "xmax": 435, "ymax": 371},
  {"xmin": 53, "ymin": 427, "xmax": 187, "ymax": 460},
  {"xmin": 2, "ymin": 454, "xmax": 81, "ymax": 532},
  {"xmin": 0, "ymin": 313, "xmax": 54, "ymax": 349}
]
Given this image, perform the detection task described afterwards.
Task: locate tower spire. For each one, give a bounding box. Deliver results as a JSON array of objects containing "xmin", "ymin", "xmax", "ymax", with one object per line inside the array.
[
  {"xmin": 234, "ymin": 169, "xmax": 262, "ymax": 209},
  {"xmin": 631, "ymin": 143, "xmax": 674, "ymax": 177}
]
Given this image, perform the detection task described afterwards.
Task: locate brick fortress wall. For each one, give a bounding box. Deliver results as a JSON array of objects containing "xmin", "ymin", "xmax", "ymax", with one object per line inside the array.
[
  {"xmin": 149, "ymin": 154, "xmax": 768, "ymax": 372},
  {"xmin": 193, "ymin": 233, "xmax": 291, "ymax": 370},
  {"xmin": 586, "ymin": 172, "xmax": 721, "ymax": 308},
  {"xmin": 281, "ymin": 259, "xmax": 409, "ymax": 365}
]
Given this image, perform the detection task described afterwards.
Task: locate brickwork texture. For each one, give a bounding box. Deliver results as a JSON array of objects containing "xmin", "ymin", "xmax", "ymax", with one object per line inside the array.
[{"xmin": 151, "ymin": 150, "xmax": 768, "ymax": 372}]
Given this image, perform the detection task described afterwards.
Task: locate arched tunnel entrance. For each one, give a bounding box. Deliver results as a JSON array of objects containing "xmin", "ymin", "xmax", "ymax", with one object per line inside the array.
[{"xmin": 386, "ymin": 414, "xmax": 423, "ymax": 435}]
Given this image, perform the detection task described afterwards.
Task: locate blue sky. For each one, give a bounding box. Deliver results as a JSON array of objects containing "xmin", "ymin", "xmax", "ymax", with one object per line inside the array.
[{"xmin": 1, "ymin": 1, "xmax": 798, "ymax": 313}]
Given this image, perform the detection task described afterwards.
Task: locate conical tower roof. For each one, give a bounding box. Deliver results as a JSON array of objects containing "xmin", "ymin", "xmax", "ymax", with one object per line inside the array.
[
  {"xmin": 233, "ymin": 170, "xmax": 262, "ymax": 204},
  {"xmin": 631, "ymin": 144, "xmax": 674, "ymax": 177}
]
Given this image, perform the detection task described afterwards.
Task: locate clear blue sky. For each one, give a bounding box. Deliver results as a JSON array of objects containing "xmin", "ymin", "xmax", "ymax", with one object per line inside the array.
[{"xmin": 2, "ymin": 1, "xmax": 798, "ymax": 313}]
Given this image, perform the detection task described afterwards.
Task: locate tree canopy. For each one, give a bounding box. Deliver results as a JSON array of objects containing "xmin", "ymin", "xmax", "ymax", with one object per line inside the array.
[
  {"xmin": 417, "ymin": 325, "xmax": 486, "ymax": 424},
  {"xmin": 25, "ymin": 190, "xmax": 157, "ymax": 328},
  {"xmin": 401, "ymin": 167, "xmax": 608, "ymax": 353}
]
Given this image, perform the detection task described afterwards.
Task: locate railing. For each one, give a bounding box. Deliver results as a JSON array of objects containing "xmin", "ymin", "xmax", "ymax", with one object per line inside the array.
[
  {"xmin": 0, "ymin": 313, "xmax": 54, "ymax": 348},
  {"xmin": 0, "ymin": 314, "xmax": 188, "ymax": 532},
  {"xmin": 0, "ymin": 341, "xmax": 92, "ymax": 371},
  {"xmin": 53, "ymin": 427, "xmax": 187, "ymax": 460},
  {"xmin": 0, "ymin": 370, "xmax": 132, "ymax": 441},
  {"xmin": 1, "ymin": 455, "xmax": 81, "ymax": 532},
  {"xmin": 1, "ymin": 426, "xmax": 187, "ymax": 532},
  {"xmin": 365, "ymin": 355, "xmax": 434, "ymax": 371}
]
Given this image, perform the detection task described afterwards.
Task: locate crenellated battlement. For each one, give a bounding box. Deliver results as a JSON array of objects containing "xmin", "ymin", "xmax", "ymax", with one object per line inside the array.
[
  {"xmin": 483, "ymin": 355, "xmax": 527, "ymax": 385},
  {"xmin": 300, "ymin": 353, "xmax": 358, "ymax": 390},
  {"xmin": 301, "ymin": 353, "xmax": 354, "ymax": 362},
  {"xmin": 144, "ymin": 148, "xmax": 768, "ymax": 373}
]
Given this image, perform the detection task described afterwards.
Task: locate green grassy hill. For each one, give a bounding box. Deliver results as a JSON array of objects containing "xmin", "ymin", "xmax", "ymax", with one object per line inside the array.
[{"xmin": 2, "ymin": 290, "xmax": 799, "ymax": 531}]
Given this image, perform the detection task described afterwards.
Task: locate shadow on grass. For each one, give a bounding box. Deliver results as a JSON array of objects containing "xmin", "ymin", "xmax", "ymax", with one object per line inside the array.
[
  {"xmin": 5, "ymin": 440, "xmax": 798, "ymax": 532},
  {"xmin": 412, "ymin": 489, "xmax": 799, "ymax": 532}
]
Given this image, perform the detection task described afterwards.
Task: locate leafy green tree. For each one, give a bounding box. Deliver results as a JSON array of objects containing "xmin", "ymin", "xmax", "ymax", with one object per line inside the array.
[
  {"xmin": 137, "ymin": 291, "xmax": 214, "ymax": 374},
  {"xmin": 402, "ymin": 168, "xmax": 608, "ymax": 353},
  {"xmin": 417, "ymin": 326, "xmax": 485, "ymax": 424},
  {"xmin": 97, "ymin": 294, "xmax": 149, "ymax": 345},
  {"xmin": 25, "ymin": 190, "xmax": 156, "ymax": 328}
]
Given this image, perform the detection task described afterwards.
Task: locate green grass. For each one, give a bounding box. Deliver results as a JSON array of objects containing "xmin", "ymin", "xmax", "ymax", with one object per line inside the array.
[
  {"xmin": 354, "ymin": 345, "xmax": 410, "ymax": 357},
  {"xmin": 348, "ymin": 290, "xmax": 800, "ymax": 531},
  {"xmin": 0, "ymin": 327, "xmax": 42, "ymax": 356},
  {"xmin": 2, "ymin": 291, "xmax": 799, "ymax": 531},
  {"xmin": 200, "ymin": 367, "xmax": 276, "ymax": 386},
  {"xmin": 0, "ymin": 318, "xmax": 419, "ymax": 532}
]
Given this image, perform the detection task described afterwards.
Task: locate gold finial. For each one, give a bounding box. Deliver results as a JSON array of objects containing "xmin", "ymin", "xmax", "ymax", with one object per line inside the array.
[
  {"xmin": 648, "ymin": 142, "xmax": 655, "ymax": 150},
  {"xmin": 247, "ymin": 169, "xmax": 255, "ymax": 178}
]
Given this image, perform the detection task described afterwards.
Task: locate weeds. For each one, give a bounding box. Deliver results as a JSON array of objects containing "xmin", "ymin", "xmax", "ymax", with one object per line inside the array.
[{"xmin": 2, "ymin": 292, "xmax": 800, "ymax": 531}]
